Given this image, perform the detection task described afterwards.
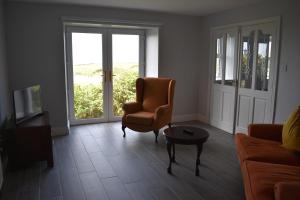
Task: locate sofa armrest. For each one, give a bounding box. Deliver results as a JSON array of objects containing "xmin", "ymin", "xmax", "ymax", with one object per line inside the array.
[
  {"xmin": 122, "ymin": 102, "xmax": 142, "ymax": 114},
  {"xmin": 274, "ymin": 182, "xmax": 300, "ymax": 200},
  {"xmin": 248, "ymin": 124, "xmax": 283, "ymax": 142}
]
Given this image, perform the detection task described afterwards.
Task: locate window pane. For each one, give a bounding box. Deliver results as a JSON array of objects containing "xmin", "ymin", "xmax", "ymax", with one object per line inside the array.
[
  {"xmin": 215, "ymin": 37, "xmax": 223, "ymax": 84},
  {"xmin": 112, "ymin": 34, "xmax": 139, "ymax": 117},
  {"xmin": 255, "ymin": 31, "xmax": 272, "ymax": 91},
  {"xmin": 225, "ymin": 33, "xmax": 236, "ymax": 86},
  {"xmin": 72, "ymin": 33, "xmax": 104, "ymax": 119},
  {"xmin": 240, "ymin": 31, "xmax": 255, "ymax": 89}
]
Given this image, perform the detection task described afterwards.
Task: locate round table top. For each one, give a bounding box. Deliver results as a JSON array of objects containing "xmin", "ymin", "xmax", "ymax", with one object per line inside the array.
[{"xmin": 163, "ymin": 126, "xmax": 209, "ymax": 145}]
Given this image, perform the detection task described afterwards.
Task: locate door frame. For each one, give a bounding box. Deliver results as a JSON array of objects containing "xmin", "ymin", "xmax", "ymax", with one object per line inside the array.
[
  {"xmin": 208, "ymin": 17, "xmax": 281, "ymax": 134},
  {"xmin": 64, "ymin": 25, "xmax": 145, "ymax": 125}
]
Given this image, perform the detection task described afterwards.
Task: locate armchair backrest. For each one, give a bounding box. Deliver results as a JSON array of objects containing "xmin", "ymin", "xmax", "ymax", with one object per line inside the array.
[{"xmin": 136, "ymin": 77, "xmax": 175, "ymax": 112}]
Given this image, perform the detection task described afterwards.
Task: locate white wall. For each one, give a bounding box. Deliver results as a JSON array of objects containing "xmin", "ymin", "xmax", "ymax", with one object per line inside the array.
[
  {"xmin": 4, "ymin": 2, "xmax": 203, "ymax": 129},
  {"xmin": 199, "ymin": 0, "xmax": 300, "ymax": 123}
]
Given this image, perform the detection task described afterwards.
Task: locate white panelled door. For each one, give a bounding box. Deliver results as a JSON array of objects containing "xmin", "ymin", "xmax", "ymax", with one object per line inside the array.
[
  {"xmin": 210, "ymin": 28, "xmax": 238, "ymax": 133},
  {"xmin": 210, "ymin": 18, "xmax": 280, "ymax": 134},
  {"xmin": 235, "ymin": 22, "xmax": 278, "ymax": 133}
]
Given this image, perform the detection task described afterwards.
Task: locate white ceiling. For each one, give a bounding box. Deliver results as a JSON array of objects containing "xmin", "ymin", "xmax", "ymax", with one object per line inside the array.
[{"xmin": 6, "ymin": 0, "xmax": 265, "ymax": 16}]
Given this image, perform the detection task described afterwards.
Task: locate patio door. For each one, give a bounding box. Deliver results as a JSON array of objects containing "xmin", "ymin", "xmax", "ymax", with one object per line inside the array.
[{"xmin": 65, "ymin": 26, "xmax": 145, "ymax": 125}]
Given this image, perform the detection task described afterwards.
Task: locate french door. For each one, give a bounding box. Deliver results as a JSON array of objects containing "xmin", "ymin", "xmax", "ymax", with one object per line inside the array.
[
  {"xmin": 210, "ymin": 28, "xmax": 239, "ymax": 133},
  {"xmin": 210, "ymin": 18, "xmax": 280, "ymax": 134},
  {"xmin": 235, "ymin": 22, "xmax": 278, "ymax": 132},
  {"xmin": 65, "ymin": 26, "xmax": 145, "ymax": 125}
]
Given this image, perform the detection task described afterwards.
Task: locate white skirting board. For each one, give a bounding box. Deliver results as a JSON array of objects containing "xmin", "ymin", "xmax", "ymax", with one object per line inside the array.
[
  {"xmin": 51, "ymin": 126, "xmax": 70, "ymax": 136},
  {"xmin": 172, "ymin": 113, "xmax": 209, "ymax": 124},
  {"xmin": 52, "ymin": 113, "xmax": 209, "ymax": 136}
]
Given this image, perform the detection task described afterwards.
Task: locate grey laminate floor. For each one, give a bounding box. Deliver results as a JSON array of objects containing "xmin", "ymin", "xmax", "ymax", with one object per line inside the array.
[{"xmin": 0, "ymin": 121, "xmax": 245, "ymax": 200}]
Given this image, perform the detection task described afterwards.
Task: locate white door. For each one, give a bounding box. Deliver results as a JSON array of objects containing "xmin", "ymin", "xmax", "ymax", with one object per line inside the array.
[
  {"xmin": 235, "ymin": 22, "xmax": 279, "ymax": 133},
  {"xmin": 65, "ymin": 26, "xmax": 145, "ymax": 125},
  {"xmin": 210, "ymin": 28, "xmax": 238, "ymax": 133}
]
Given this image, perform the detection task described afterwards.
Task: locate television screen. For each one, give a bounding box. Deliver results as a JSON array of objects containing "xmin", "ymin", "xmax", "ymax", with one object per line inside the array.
[{"xmin": 13, "ymin": 85, "xmax": 42, "ymax": 124}]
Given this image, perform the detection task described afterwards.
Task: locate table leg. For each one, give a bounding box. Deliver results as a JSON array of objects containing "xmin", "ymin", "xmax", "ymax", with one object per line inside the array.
[
  {"xmin": 195, "ymin": 144, "xmax": 203, "ymax": 176},
  {"xmin": 172, "ymin": 143, "xmax": 176, "ymax": 162},
  {"xmin": 167, "ymin": 141, "xmax": 172, "ymax": 174}
]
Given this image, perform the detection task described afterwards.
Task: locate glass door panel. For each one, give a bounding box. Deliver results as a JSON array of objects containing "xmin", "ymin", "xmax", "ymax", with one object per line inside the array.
[
  {"xmin": 240, "ymin": 31, "xmax": 255, "ymax": 89},
  {"xmin": 214, "ymin": 37, "xmax": 223, "ymax": 84},
  {"xmin": 111, "ymin": 34, "xmax": 140, "ymax": 117},
  {"xmin": 255, "ymin": 31, "xmax": 272, "ymax": 91},
  {"xmin": 224, "ymin": 33, "xmax": 236, "ymax": 86},
  {"xmin": 71, "ymin": 32, "xmax": 104, "ymax": 120}
]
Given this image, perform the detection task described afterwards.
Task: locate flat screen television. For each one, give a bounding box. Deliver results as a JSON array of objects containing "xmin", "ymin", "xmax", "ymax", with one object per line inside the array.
[{"xmin": 13, "ymin": 85, "xmax": 43, "ymax": 124}]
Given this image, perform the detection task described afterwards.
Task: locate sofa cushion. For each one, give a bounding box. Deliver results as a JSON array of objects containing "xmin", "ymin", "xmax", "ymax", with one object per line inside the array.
[
  {"xmin": 242, "ymin": 161, "xmax": 300, "ymax": 200},
  {"xmin": 274, "ymin": 182, "xmax": 300, "ymax": 200},
  {"xmin": 235, "ymin": 133, "xmax": 300, "ymax": 166},
  {"xmin": 282, "ymin": 106, "xmax": 300, "ymax": 152},
  {"xmin": 126, "ymin": 111, "xmax": 154, "ymax": 126}
]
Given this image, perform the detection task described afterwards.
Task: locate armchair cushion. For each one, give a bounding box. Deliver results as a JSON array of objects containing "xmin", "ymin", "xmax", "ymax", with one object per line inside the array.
[{"xmin": 126, "ymin": 111, "xmax": 154, "ymax": 126}]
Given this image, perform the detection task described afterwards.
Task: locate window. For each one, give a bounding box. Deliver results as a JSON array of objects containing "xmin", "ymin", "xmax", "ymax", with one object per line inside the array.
[{"xmin": 214, "ymin": 37, "xmax": 223, "ymax": 84}]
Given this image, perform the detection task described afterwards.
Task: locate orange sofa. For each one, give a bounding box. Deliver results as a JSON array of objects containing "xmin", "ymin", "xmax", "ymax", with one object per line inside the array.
[{"xmin": 235, "ymin": 124, "xmax": 300, "ymax": 200}]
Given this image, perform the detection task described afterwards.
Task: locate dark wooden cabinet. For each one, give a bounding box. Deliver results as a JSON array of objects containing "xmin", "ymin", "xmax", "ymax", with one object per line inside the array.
[{"xmin": 7, "ymin": 112, "xmax": 53, "ymax": 169}]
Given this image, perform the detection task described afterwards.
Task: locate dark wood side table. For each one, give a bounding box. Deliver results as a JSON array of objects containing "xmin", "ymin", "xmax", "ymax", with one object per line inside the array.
[
  {"xmin": 163, "ymin": 126, "xmax": 209, "ymax": 176},
  {"xmin": 7, "ymin": 112, "xmax": 53, "ymax": 169}
]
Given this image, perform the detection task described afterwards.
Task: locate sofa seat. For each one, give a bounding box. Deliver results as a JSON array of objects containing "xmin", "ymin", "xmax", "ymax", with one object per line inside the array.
[
  {"xmin": 126, "ymin": 111, "xmax": 154, "ymax": 126},
  {"xmin": 242, "ymin": 160, "xmax": 300, "ymax": 200},
  {"xmin": 236, "ymin": 133, "xmax": 300, "ymax": 166}
]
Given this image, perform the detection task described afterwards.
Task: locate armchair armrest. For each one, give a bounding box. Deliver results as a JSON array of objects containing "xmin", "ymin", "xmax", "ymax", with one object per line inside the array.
[
  {"xmin": 274, "ymin": 182, "xmax": 300, "ymax": 200},
  {"xmin": 248, "ymin": 124, "xmax": 283, "ymax": 142},
  {"xmin": 154, "ymin": 104, "xmax": 170, "ymax": 121},
  {"xmin": 122, "ymin": 102, "xmax": 142, "ymax": 114}
]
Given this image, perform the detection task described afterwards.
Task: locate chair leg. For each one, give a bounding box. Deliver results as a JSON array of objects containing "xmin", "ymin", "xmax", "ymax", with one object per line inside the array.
[
  {"xmin": 168, "ymin": 123, "xmax": 172, "ymax": 129},
  {"xmin": 154, "ymin": 130, "xmax": 159, "ymax": 143},
  {"xmin": 122, "ymin": 125, "xmax": 126, "ymax": 137}
]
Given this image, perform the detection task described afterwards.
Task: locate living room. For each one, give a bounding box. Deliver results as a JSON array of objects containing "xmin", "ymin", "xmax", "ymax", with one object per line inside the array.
[{"xmin": 0, "ymin": 0, "xmax": 299, "ymax": 199}]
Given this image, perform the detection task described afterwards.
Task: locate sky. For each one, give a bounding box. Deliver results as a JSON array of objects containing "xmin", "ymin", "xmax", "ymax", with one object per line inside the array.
[{"xmin": 72, "ymin": 33, "xmax": 139, "ymax": 66}]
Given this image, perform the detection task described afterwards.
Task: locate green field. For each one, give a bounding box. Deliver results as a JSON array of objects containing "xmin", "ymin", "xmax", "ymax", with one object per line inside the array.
[{"xmin": 73, "ymin": 63, "xmax": 138, "ymax": 119}]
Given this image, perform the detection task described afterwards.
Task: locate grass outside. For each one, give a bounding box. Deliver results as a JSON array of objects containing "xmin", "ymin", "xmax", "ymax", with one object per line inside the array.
[{"xmin": 73, "ymin": 63, "xmax": 138, "ymax": 119}]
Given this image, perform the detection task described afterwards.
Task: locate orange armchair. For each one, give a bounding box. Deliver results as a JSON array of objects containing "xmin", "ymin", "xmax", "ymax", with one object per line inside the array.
[{"xmin": 122, "ymin": 77, "xmax": 176, "ymax": 142}]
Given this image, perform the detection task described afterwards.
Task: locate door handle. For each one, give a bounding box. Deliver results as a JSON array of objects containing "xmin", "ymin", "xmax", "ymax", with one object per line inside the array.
[
  {"xmin": 101, "ymin": 72, "xmax": 107, "ymax": 82},
  {"xmin": 107, "ymin": 71, "xmax": 116, "ymax": 82}
]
